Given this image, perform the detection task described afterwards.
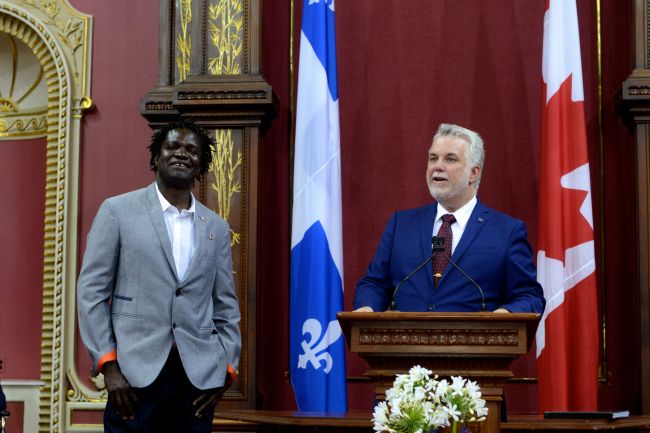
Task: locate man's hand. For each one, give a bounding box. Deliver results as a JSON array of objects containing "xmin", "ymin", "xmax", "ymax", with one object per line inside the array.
[
  {"xmin": 102, "ymin": 361, "xmax": 138, "ymax": 421},
  {"xmin": 193, "ymin": 387, "xmax": 226, "ymax": 418},
  {"xmin": 493, "ymin": 308, "xmax": 510, "ymax": 313},
  {"xmin": 353, "ymin": 306, "xmax": 374, "ymax": 312}
]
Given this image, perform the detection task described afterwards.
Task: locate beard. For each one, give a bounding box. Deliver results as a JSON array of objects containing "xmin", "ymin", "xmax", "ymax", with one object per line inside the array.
[{"xmin": 428, "ymin": 168, "xmax": 471, "ymax": 204}]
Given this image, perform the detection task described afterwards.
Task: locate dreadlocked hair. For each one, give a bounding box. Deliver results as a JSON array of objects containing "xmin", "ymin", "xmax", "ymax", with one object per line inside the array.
[{"xmin": 148, "ymin": 119, "xmax": 214, "ymax": 177}]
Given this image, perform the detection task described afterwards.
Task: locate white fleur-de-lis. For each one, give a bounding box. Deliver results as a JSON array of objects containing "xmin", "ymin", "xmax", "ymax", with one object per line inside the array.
[
  {"xmin": 308, "ymin": 0, "xmax": 335, "ymax": 12},
  {"xmin": 297, "ymin": 318, "xmax": 342, "ymax": 373}
]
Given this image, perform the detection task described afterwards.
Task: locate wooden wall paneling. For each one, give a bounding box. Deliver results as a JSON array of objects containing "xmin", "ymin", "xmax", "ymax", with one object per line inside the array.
[
  {"xmin": 141, "ymin": 0, "xmax": 275, "ymax": 411},
  {"xmin": 618, "ymin": 0, "xmax": 650, "ymax": 415}
]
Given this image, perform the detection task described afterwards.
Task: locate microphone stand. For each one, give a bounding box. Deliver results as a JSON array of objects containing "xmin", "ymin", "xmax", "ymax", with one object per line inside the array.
[
  {"xmin": 438, "ymin": 250, "xmax": 487, "ymax": 311},
  {"xmin": 388, "ymin": 236, "xmax": 487, "ymax": 312},
  {"xmin": 388, "ymin": 237, "xmax": 445, "ymax": 311}
]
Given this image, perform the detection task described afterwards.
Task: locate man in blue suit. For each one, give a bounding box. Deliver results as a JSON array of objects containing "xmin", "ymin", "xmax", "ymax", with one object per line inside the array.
[{"xmin": 353, "ymin": 123, "xmax": 545, "ymax": 314}]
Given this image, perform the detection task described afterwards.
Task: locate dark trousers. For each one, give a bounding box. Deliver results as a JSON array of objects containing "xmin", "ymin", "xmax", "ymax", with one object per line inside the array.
[{"xmin": 104, "ymin": 348, "xmax": 215, "ymax": 433}]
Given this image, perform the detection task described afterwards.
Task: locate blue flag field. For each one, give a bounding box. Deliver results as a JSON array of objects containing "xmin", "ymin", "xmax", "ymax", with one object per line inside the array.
[{"xmin": 289, "ymin": 0, "xmax": 347, "ymax": 413}]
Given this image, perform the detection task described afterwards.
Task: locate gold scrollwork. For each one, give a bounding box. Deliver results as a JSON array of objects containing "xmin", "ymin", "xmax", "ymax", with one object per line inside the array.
[
  {"xmin": 207, "ymin": 0, "xmax": 243, "ymax": 75},
  {"xmin": 0, "ymin": 114, "xmax": 47, "ymax": 135},
  {"xmin": 210, "ymin": 129, "xmax": 242, "ymax": 246},
  {"xmin": 66, "ymin": 368, "xmax": 107, "ymax": 403},
  {"xmin": 176, "ymin": 0, "xmax": 192, "ymax": 82}
]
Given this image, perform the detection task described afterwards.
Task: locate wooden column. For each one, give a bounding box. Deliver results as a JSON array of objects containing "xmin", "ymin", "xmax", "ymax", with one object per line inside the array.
[
  {"xmin": 141, "ymin": 0, "xmax": 275, "ymax": 410},
  {"xmin": 618, "ymin": 0, "xmax": 650, "ymax": 416}
]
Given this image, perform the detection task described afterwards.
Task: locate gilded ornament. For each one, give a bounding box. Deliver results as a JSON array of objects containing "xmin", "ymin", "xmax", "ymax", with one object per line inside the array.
[
  {"xmin": 1, "ymin": 2, "xmax": 93, "ymax": 430},
  {"xmin": 207, "ymin": 0, "xmax": 243, "ymax": 75},
  {"xmin": 176, "ymin": 0, "xmax": 192, "ymax": 82},
  {"xmin": 0, "ymin": 33, "xmax": 48, "ymax": 137},
  {"xmin": 210, "ymin": 129, "xmax": 242, "ymax": 246}
]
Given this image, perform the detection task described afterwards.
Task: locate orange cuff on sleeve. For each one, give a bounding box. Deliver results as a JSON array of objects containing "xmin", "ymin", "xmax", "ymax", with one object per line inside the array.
[
  {"xmin": 226, "ymin": 363, "xmax": 237, "ymax": 387},
  {"xmin": 97, "ymin": 350, "xmax": 117, "ymax": 373}
]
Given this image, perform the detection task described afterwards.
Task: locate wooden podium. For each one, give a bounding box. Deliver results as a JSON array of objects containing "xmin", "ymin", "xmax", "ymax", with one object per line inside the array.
[{"xmin": 337, "ymin": 312, "xmax": 540, "ymax": 433}]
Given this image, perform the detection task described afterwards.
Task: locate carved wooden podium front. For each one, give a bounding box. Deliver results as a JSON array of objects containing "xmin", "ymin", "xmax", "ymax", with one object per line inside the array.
[{"xmin": 337, "ymin": 312, "xmax": 540, "ymax": 433}]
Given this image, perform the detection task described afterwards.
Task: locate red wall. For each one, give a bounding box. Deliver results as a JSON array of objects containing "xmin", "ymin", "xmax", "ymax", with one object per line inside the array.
[
  {"xmin": 0, "ymin": 137, "xmax": 46, "ymax": 380},
  {"xmin": 258, "ymin": 0, "xmax": 295, "ymax": 411},
  {"xmin": 3, "ymin": 401, "xmax": 24, "ymax": 433}
]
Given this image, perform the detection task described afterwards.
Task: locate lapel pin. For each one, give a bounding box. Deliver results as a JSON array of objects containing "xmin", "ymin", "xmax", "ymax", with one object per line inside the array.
[
  {"xmin": 478, "ymin": 217, "xmax": 484, "ymax": 223},
  {"xmin": 200, "ymin": 216, "xmax": 207, "ymax": 222},
  {"xmin": 209, "ymin": 233, "xmax": 215, "ymax": 240}
]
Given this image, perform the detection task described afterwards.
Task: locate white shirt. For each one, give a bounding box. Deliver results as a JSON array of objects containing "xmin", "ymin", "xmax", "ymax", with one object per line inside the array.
[
  {"xmin": 155, "ymin": 183, "xmax": 196, "ymax": 281},
  {"xmin": 432, "ymin": 196, "xmax": 478, "ymax": 255}
]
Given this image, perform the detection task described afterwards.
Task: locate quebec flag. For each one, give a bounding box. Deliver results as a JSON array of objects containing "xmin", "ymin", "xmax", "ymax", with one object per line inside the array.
[{"xmin": 289, "ymin": 0, "xmax": 347, "ymax": 412}]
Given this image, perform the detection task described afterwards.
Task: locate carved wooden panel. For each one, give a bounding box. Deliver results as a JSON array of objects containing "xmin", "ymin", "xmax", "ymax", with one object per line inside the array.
[
  {"xmin": 618, "ymin": 0, "xmax": 650, "ymax": 414},
  {"xmin": 141, "ymin": 0, "xmax": 274, "ymax": 410},
  {"xmin": 358, "ymin": 329, "xmax": 520, "ymax": 348}
]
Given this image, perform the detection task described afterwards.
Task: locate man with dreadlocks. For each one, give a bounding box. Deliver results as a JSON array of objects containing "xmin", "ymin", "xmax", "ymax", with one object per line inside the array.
[{"xmin": 77, "ymin": 120, "xmax": 241, "ymax": 432}]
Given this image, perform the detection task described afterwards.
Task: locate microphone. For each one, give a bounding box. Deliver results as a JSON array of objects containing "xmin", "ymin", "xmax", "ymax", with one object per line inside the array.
[
  {"xmin": 388, "ymin": 236, "xmax": 445, "ymax": 311},
  {"xmin": 437, "ymin": 248, "xmax": 487, "ymax": 312}
]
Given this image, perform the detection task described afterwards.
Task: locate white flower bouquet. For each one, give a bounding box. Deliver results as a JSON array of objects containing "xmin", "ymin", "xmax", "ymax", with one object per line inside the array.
[{"xmin": 373, "ymin": 365, "xmax": 488, "ymax": 433}]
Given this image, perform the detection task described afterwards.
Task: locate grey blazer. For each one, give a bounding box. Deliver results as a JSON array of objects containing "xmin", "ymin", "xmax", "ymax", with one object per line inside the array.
[{"xmin": 77, "ymin": 183, "xmax": 241, "ymax": 389}]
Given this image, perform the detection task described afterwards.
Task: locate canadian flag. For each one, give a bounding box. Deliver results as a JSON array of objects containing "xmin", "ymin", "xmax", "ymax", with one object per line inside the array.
[{"xmin": 536, "ymin": 0, "xmax": 599, "ymax": 411}]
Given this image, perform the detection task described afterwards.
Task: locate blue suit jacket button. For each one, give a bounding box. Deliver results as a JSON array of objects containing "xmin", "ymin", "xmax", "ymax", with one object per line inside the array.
[
  {"xmin": 172, "ymin": 323, "xmax": 177, "ymax": 329},
  {"xmin": 428, "ymin": 304, "xmax": 435, "ymax": 311},
  {"xmin": 175, "ymin": 289, "xmax": 181, "ymax": 297}
]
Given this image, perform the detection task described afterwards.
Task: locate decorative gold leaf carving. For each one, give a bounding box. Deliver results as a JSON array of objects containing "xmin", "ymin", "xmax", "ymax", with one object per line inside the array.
[
  {"xmin": 18, "ymin": 0, "xmax": 85, "ymax": 84},
  {"xmin": 176, "ymin": 0, "xmax": 192, "ymax": 82},
  {"xmin": 207, "ymin": 0, "xmax": 243, "ymax": 75},
  {"xmin": 210, "ymin": 129, "xmax": 242, "ymax": 246}
]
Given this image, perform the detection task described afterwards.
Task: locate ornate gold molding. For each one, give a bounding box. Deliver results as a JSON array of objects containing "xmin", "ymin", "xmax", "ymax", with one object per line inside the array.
[
  {"xmin": 66, "ymin": 367, "xmax": 107, "ymax": 403},
  {"xmin": 0, "ymin": 1, "xmax": 92, "ymax": 431},
  {"xmin": 0, "ymin": 113, "xmax": 47, "ymax": 136},
  {"xmin": 0, "ymin": 33, "xmax": 48, "ymax": 137},
  {"xmin": 17, "ymin": 0, "xmax": 90, "ymax": 93}
]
